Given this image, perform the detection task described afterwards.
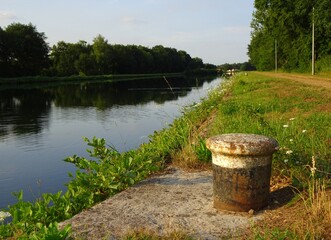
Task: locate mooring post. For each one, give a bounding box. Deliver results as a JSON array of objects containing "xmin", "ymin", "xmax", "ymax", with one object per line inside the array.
[{"xmin": 206, "ymin": 133, "xmax": 278, "ymax": 212}]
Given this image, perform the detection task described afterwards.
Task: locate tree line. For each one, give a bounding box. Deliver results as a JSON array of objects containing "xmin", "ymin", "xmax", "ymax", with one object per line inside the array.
[
  {"xmin": 0, "ymin": 23, "xmax": 215, "ymax": 78},
  {"xmin": 248, "ymin": 0, "xmax": 331, "ymax": 72}
]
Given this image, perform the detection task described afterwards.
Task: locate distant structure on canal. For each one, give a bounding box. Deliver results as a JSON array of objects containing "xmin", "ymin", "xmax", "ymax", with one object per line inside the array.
[{"xmin": 225, "ymin": 69, "xmax": 239, "ymax": 77}]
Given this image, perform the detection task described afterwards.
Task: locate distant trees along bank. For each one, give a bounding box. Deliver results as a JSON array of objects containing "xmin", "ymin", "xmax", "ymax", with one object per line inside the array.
[{"xmin": 0, "ymin": 23, "xmax": 215, "ymax": 78}]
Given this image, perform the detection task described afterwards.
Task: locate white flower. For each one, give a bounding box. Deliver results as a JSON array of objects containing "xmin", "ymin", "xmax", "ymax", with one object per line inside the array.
[
  {"xmin": 289, "ymin": 118, "xmax": 295, "ymax": 121},
  {"xmin": 302, "ymin": 129, "xmax": 307, "ymax": 133},
  {"xmin": 289, "ymin": 139, "xmax": 293, "ymax": 142},
  {"xmin": 0, "ymin": 211, "xmax": 11, "ymax": 222},
  {"xmin": 284, "ymin": 159, "xmax": 289, "ymax": 163},
  {"xmin": 286, "ymin": 150, "xmax": 293, "ymax": 155},
  {"xmin": 311, "ymin": 156, "xmax": 316, "ymax": 177},
  {"xmin": 283, "ymin": 125, "xmax": 289, "ymax": 128}
]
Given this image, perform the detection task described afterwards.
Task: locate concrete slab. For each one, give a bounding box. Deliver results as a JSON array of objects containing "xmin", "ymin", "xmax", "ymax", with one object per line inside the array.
[{"xmin": 60, "ymin": 167, "xmax": 263, "ymax": 239}]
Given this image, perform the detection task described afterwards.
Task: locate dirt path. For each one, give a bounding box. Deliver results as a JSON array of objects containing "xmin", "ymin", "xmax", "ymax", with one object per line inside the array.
[{"xmin": 255, "ymin": 72, "xmax": 331, "ymax": 90}]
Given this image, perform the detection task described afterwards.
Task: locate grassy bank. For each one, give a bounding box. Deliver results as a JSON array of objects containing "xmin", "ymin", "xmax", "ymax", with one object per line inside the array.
[
  {"xmin": 0, "ymin": 72, "xmax": 330, "ymax": 239},
  {"xmin": 173, "ymin": 72, "xmax": 331, "ymax": 239},
  {"xmin": 121, "ymin": 71, "xmax": 330, "ymax": 239}
]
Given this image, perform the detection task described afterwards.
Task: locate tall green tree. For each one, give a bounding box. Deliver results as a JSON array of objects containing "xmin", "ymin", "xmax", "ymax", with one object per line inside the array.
[
  {"xmin": 249, "ymin": 0, "xmax": 331, "ymax": 72},
  {"xmin": 92, "ymin": 35, "xmax": 113, "ymax": 74},
  {"xmin": 314, "ymin": 0, "xmax": 331, "ymax": 57},
  {"xmin": 2, "ymin": 23, "xmax": 50, "ymax": 77},
  {"xmin": 0, "ymin": 27, "xmax": 9, "ymax": 76},
  {"xmin": 50, "ymin": 40, "xmax": 95, "ymax": 76}
]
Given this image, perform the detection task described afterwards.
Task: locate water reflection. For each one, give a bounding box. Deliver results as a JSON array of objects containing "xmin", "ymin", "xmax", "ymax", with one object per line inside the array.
[
  {"xmin": 0, "ymin": 89, "xmax": 52, "ymax": 140},
  {"xmin": 0, "ymin": 75, "xmax": 220, "ymax": 208},
  {"xmin": 50, "ymin": 77, "xmax": 208, "ymax": 108},
  {"xmin": 0, "ymin": 76, "xmax": 213, "ymax": 140}
]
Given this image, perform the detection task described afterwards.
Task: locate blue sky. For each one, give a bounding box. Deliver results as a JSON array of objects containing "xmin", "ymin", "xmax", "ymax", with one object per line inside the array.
[{"xmin": 0, "ymin": 0, "xmax": 255, "ymax": 65}]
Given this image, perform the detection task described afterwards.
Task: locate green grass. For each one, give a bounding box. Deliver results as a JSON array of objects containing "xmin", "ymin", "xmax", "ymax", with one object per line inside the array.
[
  {"xmin": 208, "ymin": 73, "xmax": 330, "ymax": 180},
  {"xmin": 203, "ymin": 72, "xmax": 330, "ymax": 239},
  {"xmin": 174, "ymin": 72, "xmax": 330, "ymax": 239}
]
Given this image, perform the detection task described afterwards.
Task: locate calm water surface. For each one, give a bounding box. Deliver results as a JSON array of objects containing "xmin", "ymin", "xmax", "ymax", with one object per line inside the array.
[{"xmin": 0, "ymin": 76, "xmax": 222, "ymax": 209}]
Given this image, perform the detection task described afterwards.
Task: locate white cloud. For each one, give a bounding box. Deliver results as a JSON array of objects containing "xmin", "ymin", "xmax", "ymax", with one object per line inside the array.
[{"xmin": 0, "ymin": 11, "xmax": 17, "ymax": 21}]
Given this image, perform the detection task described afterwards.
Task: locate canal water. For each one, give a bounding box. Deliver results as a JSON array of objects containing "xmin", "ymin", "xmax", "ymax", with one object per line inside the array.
[{"xmin": 0, "ymin": 75, "xmax": 222, "ymax": 209}]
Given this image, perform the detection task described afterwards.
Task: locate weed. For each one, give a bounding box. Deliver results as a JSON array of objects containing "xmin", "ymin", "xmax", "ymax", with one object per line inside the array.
[
  {"xmin": 123, "ymin": 229, "xmax": 194, "ymax": 240},
  {"xmin": 253, "ymin": 228, "xmax": 298, "ymax": 240},
  {"xmin": 192, "ymin": 137, "xmax": 212, "ymax": 163}
]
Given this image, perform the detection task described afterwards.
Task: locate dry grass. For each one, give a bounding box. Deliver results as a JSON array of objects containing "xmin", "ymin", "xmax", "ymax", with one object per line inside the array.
[
  {"xmin": 250, "ymin": 156, "xmax": 331, "ymax": 240},
  {"xmin": 271, "ymin": 186, "xmax": 330, "ymax": 239},
  {"xmin": 122, "ymin": 227, "xmax": 194, "ymax": 240},
  {"xmin": 171, "ymin": 145, "xmax": 204, "ymax": 170}
]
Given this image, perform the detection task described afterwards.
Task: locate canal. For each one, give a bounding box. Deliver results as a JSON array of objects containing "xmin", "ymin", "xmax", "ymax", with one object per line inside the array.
[{"xmin": 0, "ymin": 75, "xmax": 222, "ymax": 209}]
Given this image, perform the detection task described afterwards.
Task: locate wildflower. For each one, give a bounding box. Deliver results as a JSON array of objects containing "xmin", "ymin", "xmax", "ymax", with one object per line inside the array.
[
  {"xmin": 302, "ymin": 129, "xmax": 307, "ymax": 133},
  {"xmin": 289, "ymin": 118, "xmax": 295, "ymax": 121},
  {"xmin": 194, "ymin": 102, "xmax": 201, "ymax": 107},
  {"xmin": 0, "ymin": 211, "xmax": 11, "ymax": 222},
  {"xmin": 284, "ymin": 159, "xmax": 289, "ymax": 163},
  {"xmin": 289, "ymin": 139, "xmax": 293, "ymax": 142},
  {"xmin": 283, "ymin": 124, "xmax": 289, "ymax": 128},
  {"xmin": 286, "ymin": 150, "xmax": 293, "ymax": 155},
  {"xmin": 311, "ymin": 156, "xmax": 317, "ymax": 177}
]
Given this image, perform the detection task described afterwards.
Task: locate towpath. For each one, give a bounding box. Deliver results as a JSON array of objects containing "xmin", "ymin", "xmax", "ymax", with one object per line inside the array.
[{"xmin": 255, "ymin": 72, "xmax": 331, "ymax": 90}]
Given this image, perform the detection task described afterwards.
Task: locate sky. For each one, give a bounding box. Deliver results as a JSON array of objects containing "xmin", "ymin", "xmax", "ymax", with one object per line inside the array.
[{"xmin": 0, "ymin": 0, "xmax": 255, "ymax": 65}]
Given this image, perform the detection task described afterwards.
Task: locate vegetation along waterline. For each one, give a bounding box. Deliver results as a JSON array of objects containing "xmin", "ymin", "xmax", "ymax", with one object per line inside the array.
[{"xmin": 0, "ymin": 71, "xmax": 330, "ymax": 239}]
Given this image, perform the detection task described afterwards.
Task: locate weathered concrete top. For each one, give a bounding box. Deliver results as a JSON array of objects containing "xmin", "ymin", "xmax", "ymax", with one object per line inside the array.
[
  {"xmin": 206, "ymin": 133, "xmax": 278, "ymax": 156},
  {"xmin": 206, "ymin": 134, "xmax": 279, "ymax": 168}
]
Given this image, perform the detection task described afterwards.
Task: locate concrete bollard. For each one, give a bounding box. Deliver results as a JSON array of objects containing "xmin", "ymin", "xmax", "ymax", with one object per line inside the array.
[{"xmin": 206, "ymin": 133, "xmax": 278, "ymax": 212}]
